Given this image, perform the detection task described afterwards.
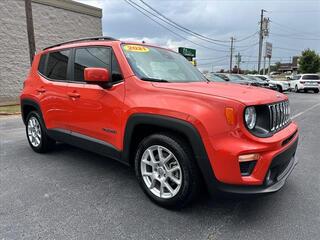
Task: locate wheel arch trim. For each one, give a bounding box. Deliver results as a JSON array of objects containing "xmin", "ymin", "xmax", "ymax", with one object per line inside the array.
[
  {"xmin": 20, "ymin": 98, "xmax": 43, "ymax": 125},
  {"xmin": 122, "ymin": 113, "xmax": 216, "ymax": 190}
]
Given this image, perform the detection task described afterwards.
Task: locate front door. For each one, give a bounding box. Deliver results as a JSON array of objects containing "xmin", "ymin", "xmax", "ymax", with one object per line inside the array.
[{"xmin": 66, "ymin": 46, "xmax": 125, "ymax": 149}]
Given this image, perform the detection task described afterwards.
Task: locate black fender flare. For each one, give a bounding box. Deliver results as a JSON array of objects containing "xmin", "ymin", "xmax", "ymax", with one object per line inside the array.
[
  {"xmin": 20, "ymin": 98, "xmax": 43, "ymax": 125},
  {"xmin": 122, "ymin": 113, "xmax": 216, "ymax": 190}
]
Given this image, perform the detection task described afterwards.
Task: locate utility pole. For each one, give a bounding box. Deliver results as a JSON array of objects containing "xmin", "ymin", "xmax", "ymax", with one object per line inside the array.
[
  {"xmin": 25, "ymin": 0, "xmax": 36, "ymax": 64},
  {"xmin": 235, "ymin": 52, "xmax": 241, "ymax": 73},
  {"xmin": 268, "ymin": 57, "xmax": 271, "ymax": 75},
  {"xmin": 229, "ymin": 37, "xmax": 234, "ymax": 73},
  {"xmin": 258, "ymin": 9, "xmax": 266, "ymax": 74}
]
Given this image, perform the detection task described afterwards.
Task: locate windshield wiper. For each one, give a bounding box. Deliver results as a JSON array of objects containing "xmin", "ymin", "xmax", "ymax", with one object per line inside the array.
[{"xmin": 140, "ymin": 77, "xmax": 169, "ymax": 82}]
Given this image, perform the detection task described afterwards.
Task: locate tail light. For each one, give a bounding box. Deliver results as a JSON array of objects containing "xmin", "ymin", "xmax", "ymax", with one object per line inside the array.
[{"xmin": 300, "ymin": 81, "xmax": 305, "ymax": 84}]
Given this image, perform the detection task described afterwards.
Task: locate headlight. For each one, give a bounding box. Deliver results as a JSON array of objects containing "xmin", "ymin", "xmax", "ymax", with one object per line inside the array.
[{"xmin": 244, "ymin": 107, "xmax": 256, "ymax": 129}]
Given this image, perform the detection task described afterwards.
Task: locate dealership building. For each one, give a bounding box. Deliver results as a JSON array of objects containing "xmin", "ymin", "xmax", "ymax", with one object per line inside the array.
[{"xmin": 0, "ymin": 0, "xmax": 102, "ymax": 104}]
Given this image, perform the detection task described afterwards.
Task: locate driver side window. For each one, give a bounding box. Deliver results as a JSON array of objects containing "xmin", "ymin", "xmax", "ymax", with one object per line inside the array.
[{"xmin": 73, "ymin": 47, "xmax": 123, "ymax": 83}]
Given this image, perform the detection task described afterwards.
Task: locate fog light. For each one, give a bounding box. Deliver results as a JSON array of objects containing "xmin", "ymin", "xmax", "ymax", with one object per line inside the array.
[
  {"xmin": 238, "ymin": 154, "xmax": 260, "ymax": 176},
  {"xmin": 238, "ymin": 153, "xmax": 260, "ymax": 162}
]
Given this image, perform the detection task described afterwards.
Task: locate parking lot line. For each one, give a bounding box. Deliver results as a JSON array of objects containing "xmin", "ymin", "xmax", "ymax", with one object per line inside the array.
[{"xmin": 291, "ymin": 102, "xmax": 320, "ymax": 120}]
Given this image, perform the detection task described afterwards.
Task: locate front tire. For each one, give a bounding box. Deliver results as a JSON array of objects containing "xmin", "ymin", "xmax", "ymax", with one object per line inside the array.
[
  {"xmin": 134, "ymin": 133, "xmax": 201, "ymax": 209},
  {"xmin": 314, "ymin": 89, "xmax": 319, "ymax": 93},
  {"xmin": 26, "ymin": 111, "xmax": 55, "ymax": 153},
  {"xmin": 276, "ymin": 85, "xmax": 283, "ymax": 92},
  {"xmin": 295, "ymin": 85, "xmax": 299, "ymax": 93}
]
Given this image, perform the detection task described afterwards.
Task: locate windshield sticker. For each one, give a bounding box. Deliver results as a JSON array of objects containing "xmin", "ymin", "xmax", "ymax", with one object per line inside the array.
[{"xmin": 124, "ymin": 45, "xmax": 150, "ymax": 53}]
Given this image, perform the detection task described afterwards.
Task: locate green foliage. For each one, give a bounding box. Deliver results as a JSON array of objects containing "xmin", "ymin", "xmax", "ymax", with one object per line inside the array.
[{"xmin": 298, "ymin": 49, "xmax": 320, "ymax": 73}]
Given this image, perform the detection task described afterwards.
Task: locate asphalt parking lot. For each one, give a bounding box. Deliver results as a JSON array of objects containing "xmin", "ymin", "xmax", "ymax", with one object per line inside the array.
[{"xmin": 1, "ymin": 92, "xmax": 320, "ymax": 240}]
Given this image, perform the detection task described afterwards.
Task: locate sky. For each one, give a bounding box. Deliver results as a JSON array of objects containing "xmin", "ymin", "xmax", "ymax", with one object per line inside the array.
[{"xmin": 76, "ymin": 0, "xmax": 320, "ymax": 72}]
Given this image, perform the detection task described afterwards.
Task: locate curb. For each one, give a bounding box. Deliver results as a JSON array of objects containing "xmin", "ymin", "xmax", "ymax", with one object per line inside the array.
[{"xmin": 0, "ymin": 112, "xmax": 21, "ymax": 116}]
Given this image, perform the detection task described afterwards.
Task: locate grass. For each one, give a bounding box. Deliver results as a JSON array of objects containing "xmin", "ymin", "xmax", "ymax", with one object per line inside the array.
[{"xmin": 0, "ymin": 105, "xmax": 21, "ymax": 114}]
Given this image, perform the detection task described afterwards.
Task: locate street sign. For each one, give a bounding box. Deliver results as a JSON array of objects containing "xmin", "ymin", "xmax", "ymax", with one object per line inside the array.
[
  {"xmin": 178, "ymin": 47, "xmax": 196, "ymax": 58},
  {"xmin": 265, "ymin": 42, "xmax": 272, "ymax": 58}
]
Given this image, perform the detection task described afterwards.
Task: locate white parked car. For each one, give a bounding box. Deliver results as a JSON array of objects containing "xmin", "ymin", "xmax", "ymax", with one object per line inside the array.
[
  {"xmin": 290, "ymin": 74, "xmax": 320, "ymax": 93},
  {"xmin": 253, "ymin": 75, "xmax": 290, "ymax": 92}
]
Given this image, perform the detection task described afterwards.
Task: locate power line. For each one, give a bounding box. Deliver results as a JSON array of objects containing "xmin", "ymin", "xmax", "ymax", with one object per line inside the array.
[
  {"xmin": 237, "ymin": 42, "xmax": 259, "ymax": 52},
  {"xmin": 269, "ymin": 10, "xmax": 320, "ymax": 14},
  {"xmin": 235, "ymin": 41, "xmax": 260, "ymax": 49},
  {"xmin": 273, "ymin": 46, "xmax": 303, "ymax": 52},
  {"xmin": 136, "ymin": 0, "xmax": 260, "ymax": 48},
  {"xmin": 235, "ymin": 31, "xmax": 259, "ymax": 42},
  {"xmin": 196, "ymin": 55, "xmax": 229, "ymax": 61},
  {"xmin": 271, "ymin": 32, "xmax": 320, "ymax": 41},
  {"xmin": 271, "ymin": 20, "xmax": 320, "ymax": 37},
  {"xmin": 138, "ymin": 0, "xmax": 231, "ymax": 44},
  {"xmin": 129, "ymin": 0, "xmax": 230, "ymax": 47},
  {"xmin": 123, "ymin": 0, "xmax": 230, "ymax": 52}
]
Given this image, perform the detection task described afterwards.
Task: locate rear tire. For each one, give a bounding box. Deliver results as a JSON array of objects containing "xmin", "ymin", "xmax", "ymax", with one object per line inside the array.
[
  {"xmin": 26, "ymin": 111, "xmax": 55, "ymax": 153},
  {"xmin": 134, "ymin": 133, "xmax": 201, "ymax": 209}
]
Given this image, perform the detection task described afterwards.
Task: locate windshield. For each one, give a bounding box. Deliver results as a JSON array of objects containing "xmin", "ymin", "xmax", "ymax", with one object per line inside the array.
[
  {"xmin": 246, "ymin": 75, "xmax": 265, "ymax": 83},
  {"xmin": 206, "ymin": 73, "xmax": 226, "ymax": 82},
  {"xmin": 227, "ymin": 74, "xmax": 246, "ymax": 82},
  {"xmin": 122, "ymin": 44, "xmax": 206, "ymax": 82}
]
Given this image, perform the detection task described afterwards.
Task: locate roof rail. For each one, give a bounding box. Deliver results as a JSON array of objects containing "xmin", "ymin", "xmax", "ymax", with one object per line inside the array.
[{"xmin": 43, "ymin": 36, "xmax": 118, "ymax": 50}]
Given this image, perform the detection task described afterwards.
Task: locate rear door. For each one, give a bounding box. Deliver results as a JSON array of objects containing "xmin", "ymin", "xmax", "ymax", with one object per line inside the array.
[
  {"xmin": 38, "ymin": 49, "xmax": 72, "ymax": 130},
  {"xmin": 65, "ymin": 46, "xmax": 125, "ymax": 149}
]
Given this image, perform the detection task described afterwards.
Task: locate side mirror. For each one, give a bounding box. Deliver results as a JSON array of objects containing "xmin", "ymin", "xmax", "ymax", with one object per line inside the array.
[{"xmin": 84, "ymin": 68, "xmax": 111, "ymax": 89}]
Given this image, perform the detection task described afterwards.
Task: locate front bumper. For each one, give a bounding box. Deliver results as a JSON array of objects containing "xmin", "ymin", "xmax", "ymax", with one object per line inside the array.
[
  {"xmin": 213, "ymin": 137, "xmax": 298, "ymax": 194},
  {"xmin": 201, "ymin": 122, "xmax": 299, "ymax": 195}
]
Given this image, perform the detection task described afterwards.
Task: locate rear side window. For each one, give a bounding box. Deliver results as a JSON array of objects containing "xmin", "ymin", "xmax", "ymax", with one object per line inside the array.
[
  {"xmin": 38, "ymin": 54, "xmax": 47, "ymax": 75},
  {"xmin": 74, "ymin": 47, "xmax": 111, "ymax": 82},
  {"xmin": 46, "ymin": 50, "xmax": 70, "ymax": 80},
  {"xmin": 302, "ymin": 75, "xmax": 319, "ymax": 80}
]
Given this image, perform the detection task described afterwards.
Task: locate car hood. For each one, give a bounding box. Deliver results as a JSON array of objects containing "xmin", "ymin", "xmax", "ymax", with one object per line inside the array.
[{"xmin": 152, "ymin": 82, "xmax": 287, "ymax": 105}]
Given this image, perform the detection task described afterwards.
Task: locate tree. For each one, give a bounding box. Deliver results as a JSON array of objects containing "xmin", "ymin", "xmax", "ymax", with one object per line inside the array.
[
  {"xmin": 270, "ymin": 61, "xmax": 281, "ymax": 72},
  {"xmin": 298, "ymin": 49, "xmax": 320, "ymax": 73}
]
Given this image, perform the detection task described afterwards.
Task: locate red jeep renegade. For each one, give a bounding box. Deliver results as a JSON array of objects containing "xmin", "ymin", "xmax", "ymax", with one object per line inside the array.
[{"xmin": 20, "ymin": 37, "xmax": 299, "ymax": 208}]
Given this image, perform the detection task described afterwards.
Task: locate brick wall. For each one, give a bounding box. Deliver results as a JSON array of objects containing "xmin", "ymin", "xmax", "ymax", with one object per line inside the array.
[{"xmin": 0, "ymin": 0, "xmax": 102, "ymax": 105}]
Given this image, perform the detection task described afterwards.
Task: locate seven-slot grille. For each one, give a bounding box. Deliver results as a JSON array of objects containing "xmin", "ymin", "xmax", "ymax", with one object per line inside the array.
[{"xmin": 268, "ymin": 101, "xmax": 290, "ymax": 132}]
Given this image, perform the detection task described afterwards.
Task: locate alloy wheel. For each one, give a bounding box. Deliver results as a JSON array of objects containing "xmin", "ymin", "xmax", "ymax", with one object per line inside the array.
[
  {"xmin": 27, "ymin": 116, "xmax": 42, "ymax": 147},
  {"xmin": 140, "ymin": 145, "xmax": 182, "ymax": 199}
]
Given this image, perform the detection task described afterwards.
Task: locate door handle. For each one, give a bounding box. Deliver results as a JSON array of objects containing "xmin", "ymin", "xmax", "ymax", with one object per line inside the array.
[
  {"xmin": 67, "ymin": 92, "xmax": 80, "ymax": 98},
  {"xmin": 36, "ymin": 87, "xmax": 46, "ymax": 93}
]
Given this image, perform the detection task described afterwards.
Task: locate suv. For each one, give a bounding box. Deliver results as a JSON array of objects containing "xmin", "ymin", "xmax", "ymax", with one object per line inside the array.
[
  {"xmin": 290, "ymin": 74, "xmax": 320, "ymax": 93},
  {"xmin": 20, "ymin": 37, "xmax": 299, "ymax": 208},
  {"xmin": 254, "ymin": 75, "xmax": 290, "ymax": 93}
]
